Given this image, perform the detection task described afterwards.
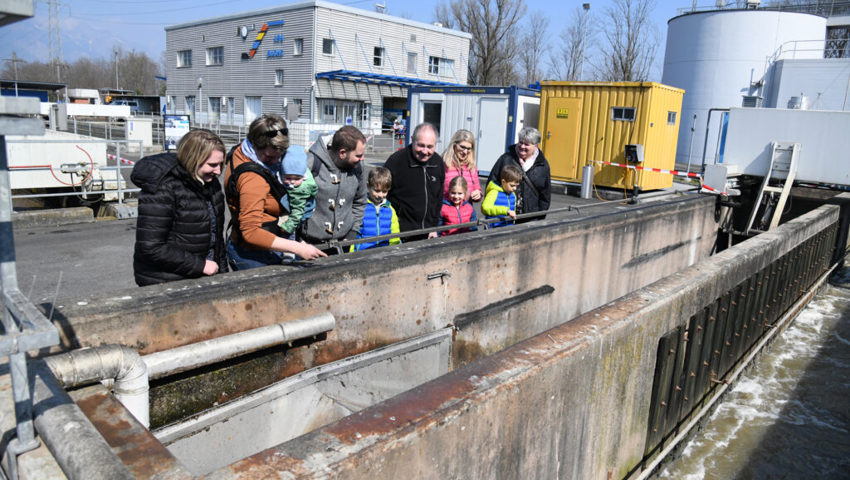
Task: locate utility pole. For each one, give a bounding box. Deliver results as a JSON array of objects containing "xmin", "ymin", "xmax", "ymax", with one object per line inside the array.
[
  {"xmin": 114, "ymin": 49, "xmax": 119, "ymax": 90},
  {"xmin": 580, "ymin": 3, "xmax": 590, "ymax": 81},
  {"xmin": 5, "ymin": 53, "xmax": 23, "ymax": 96}
]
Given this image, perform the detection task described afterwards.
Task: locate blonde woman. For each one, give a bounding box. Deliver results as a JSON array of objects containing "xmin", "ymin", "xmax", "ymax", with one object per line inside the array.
[
  {"xmin": 132, "ymin": 129, "xmax": 228, "ymax": 286},
  {"xmin": 441, "ymin": 129, "xmax": 482, "ymax": 202}
]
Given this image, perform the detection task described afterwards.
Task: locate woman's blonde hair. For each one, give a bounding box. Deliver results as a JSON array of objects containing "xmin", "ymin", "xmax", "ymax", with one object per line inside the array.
[
  {"xmin": 442, "ymin": 129, "xmax": 476, "ymax": 171},
  {"xmin": 176, "ymin": 129, "xmax": 226, "ymax": 182},
  {"xmin": 247, "ymin": 114, "xmax": 290, "ymax": 152}
]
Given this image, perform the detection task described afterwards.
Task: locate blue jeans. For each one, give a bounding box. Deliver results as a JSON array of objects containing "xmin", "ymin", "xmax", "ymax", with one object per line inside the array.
[{"xmin": 227, "ymin": 240, "xmax": 283, "ymax": 271}]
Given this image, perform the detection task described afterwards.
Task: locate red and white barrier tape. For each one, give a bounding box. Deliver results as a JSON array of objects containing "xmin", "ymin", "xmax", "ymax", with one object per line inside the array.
[
  {"xmin": 107, "ymin": 153, "xmax": 135, "ymax": 166},
  {"xmin": 593, "ymin": 160, "xmax": 702, "ymax": 179}
]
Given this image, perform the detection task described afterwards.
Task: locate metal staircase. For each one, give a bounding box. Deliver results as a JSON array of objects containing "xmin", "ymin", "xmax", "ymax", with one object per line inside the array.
[{"xmin": 744, "ymin": 141, "xmax": 801, "ymax": 235}]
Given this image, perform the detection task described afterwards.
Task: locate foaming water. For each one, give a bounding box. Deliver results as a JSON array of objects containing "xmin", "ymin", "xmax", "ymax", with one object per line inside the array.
[{"xmin": 658, "ymin": 275, "xmax": 850, "ymax": 480}]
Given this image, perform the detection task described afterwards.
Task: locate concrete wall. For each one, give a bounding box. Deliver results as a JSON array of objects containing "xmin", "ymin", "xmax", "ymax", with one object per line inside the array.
[
  {"xmin": 207, "ymin": 197, "xmax": 841, "ymax": 480},
  {"xmin": 47, "ymin": 196, "xmax": 718, "ymax": 425},
  {"xmin": 50, "ymin": 195, "xmax": 717, "ymax": 358}
]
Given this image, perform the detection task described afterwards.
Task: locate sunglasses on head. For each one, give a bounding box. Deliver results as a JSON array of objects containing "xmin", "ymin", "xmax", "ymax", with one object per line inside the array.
[{"xmin": 264, "ymin": 127, "xmax": 288, "ymax": 138}]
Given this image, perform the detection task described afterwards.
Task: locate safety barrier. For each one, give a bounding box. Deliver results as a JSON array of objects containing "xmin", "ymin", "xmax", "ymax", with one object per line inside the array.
[{"xmin": 593, "ymin": 160, "xmax": 702, "ymax": 179}]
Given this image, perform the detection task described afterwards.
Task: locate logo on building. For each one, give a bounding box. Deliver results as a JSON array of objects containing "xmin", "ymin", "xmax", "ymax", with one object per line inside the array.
[{"xmin": 241, "ymin": 20, "xmax": 285, "ymax": 59}]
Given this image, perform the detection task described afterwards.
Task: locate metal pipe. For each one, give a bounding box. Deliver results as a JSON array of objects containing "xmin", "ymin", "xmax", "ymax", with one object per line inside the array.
[
  {"xmin": 44, "ymin": 345, "xmax": 150, "ymax": 427},
  {"xmin": 31, "ymin": 360, "xmax": 135, "ymax": 480},
  {"xmin": 580, "ymin": 164, "xmax": 594, "ymax": 199},
  {"xmin": 143, "ymin": 312, "xmax": 336, "ymax": 379},
  {"xmin": 43, "ymin": 314, "xmax": 336, "ymax": 427}
]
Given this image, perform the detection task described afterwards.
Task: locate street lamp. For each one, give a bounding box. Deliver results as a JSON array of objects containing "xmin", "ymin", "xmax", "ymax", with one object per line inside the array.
[
  {"xmin": 579, "ymin": 3, "xmax": 590, "ymax": 81},
  {"xmin": 197, "ymin": 77, "xmax": 203, "ymax": 128}
]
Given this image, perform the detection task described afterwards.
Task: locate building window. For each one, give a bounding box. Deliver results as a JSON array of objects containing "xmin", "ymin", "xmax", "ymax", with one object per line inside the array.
[
  {"xmin": 443, "ymin": 58, "xmax": 454, "ymax": 75},
  {"xmin": 185, "ymin": 96, "xmax": 195, "ymax": 116},
  {"xmin": 177, "ymin": 50, "xmax": 192, "ymax": 68},
  {"xmin": 667, "ymin": 111, "xmax": 677, "ymax": 125},
  {"xmin": 291, "ymin": 99, "xmax": 302, "ymax": 116},
  {"xmin": 373, "ymin": 47, "xmax": 384, "ymax": 67},
  {"xmin": 275, "ymin": 69, "xmax": 284, "ymax": 86},
  {"xmin": 429, "ymin": 56, "xmax": 452, "ymax": 76},
  {"xmin": 407, "ymin": 52, "xmax": 417, "ymax": 74},
  {"xmin": 322, "ymin": 38, "xmax": 334, "ymax": 55},
  {"xmin": 206, "ymin": 47, "xmax": 224, "ymax": 66},
  {"xmin": 319, "ymin": 99, "xmax": 366, "ymax": 125},
  {"xmin": 611, "ymin": 107, "xmax": 636, "ymax": 122},
  {"xmin": 294, "ymin": 38, "xmax": 303, "ymax": 56},
  {"xmin": 428, "ymin": 56, "xmax": 439, "ymax": 75},
  {"xmin": 209, "ymin": 97, "xmax": 221, "ymax": 124},
  {"xmin": 322, "ymin": 102, "xmax": 336, "ymax": 121}
]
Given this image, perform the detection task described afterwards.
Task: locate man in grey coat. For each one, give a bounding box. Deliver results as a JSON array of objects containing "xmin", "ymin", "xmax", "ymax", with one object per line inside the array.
[{"xmin": 299, "ymin": 126, "xmax": 368, "ymax": 250}]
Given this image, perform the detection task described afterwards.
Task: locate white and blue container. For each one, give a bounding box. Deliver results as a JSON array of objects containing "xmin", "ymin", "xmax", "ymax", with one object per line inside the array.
[{"xmin": 406, "ymin": 86, "xmax": 540, "ymax": 174}]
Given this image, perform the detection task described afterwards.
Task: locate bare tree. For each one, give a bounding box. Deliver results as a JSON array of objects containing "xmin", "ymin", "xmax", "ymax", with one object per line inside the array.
[
  {"xmin": 1, "ymin": 50, "xmax": 163, "ymax": 95},
  {"xmin": 549, "ymin": 6, "xmax": 594, "ymax": 81},
  {"xmin": 598, "ymin": 0, "xmax": 658, "ymax": 82},
  {"xmin": 434, "ymin": 0, "xmax": 526, "ymax": 86},
  {"xmin": 519, "ymin": 11, "xmax": 550, "ymax": 86}
]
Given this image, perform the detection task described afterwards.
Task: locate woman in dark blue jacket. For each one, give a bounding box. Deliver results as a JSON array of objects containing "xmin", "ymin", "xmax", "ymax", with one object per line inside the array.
[{"xmin": 131, "ymin": 129, "xmax": 227, "ymax": 286}]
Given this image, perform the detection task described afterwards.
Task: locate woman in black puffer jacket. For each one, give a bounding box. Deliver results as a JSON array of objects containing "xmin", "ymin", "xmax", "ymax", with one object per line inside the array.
[{"xmin": 132, "ymin": 129, "xmax": 228, "ymax": 286}]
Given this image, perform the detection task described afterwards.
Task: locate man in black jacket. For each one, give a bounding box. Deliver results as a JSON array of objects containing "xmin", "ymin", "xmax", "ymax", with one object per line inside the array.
[{"xmin": 384, "ymin": 123, "xmax": 445, "ymax": 241}]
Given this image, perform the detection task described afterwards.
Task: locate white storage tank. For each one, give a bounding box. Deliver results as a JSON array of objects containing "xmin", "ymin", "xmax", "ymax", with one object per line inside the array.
[{"xmin": 661, "ymin": 9, "xmax": 826, "ymax": 170}]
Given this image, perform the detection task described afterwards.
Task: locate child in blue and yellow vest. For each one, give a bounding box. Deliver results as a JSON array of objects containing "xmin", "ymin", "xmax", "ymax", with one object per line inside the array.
[
  {"xmin": 482, "ymin": 164, "xmax": 522, "ymax": 228},
  {"xmin": 350, "ymin": 167, "xmax": 401, "ymax": 251}
]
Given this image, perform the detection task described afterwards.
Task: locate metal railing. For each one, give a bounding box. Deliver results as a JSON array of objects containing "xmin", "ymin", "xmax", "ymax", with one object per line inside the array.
[
  {"xmin": 1, "ymin": 131, "xmax": 61, "ymax": 480},
  {"xmin": 678, "ymin": 1, "xmax": 850, "ymax": 16},
  {"xmin": 313, "ymin": 191, "xmax": 691, "ymax": 254}
]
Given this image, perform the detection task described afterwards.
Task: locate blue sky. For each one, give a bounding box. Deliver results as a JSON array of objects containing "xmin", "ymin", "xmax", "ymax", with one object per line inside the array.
[{"xmin": 0, "ymin": 0, "xmax": 693, "ymax": 81}]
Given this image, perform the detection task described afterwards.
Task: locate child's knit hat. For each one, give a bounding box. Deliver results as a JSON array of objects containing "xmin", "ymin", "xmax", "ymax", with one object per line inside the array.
[{"xmin": 282, "ymin": 145, "xmax": 307, "ymax": 176}]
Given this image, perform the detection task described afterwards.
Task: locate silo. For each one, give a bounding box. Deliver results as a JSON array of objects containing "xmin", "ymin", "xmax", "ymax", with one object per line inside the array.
[{"xmin": 661, "ymin": 9, "xmax": 825, "ymax": 170}]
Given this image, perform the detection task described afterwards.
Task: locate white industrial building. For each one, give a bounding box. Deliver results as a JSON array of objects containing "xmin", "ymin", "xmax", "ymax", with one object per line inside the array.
[
  {"xmin": 661, "ymin": 2, "xmax": 850, "ymax": 194},
  {"xmin": 163, "ymin": 0, "xmax": 471, "ymax": 138}
]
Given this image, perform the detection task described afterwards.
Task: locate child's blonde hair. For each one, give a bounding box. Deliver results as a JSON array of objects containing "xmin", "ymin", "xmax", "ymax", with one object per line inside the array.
[{"xmin": 448, "ymin": 176, "xmax": 468, "ymax": 194}]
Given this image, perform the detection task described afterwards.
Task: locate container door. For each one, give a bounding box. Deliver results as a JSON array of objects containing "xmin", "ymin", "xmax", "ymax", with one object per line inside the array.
[
  {"xmin": 477, "ymin": 97, "xmax": 509, "ymax": 175},
  {"xmin": 543, "ymin": 97, "xmax": 582, "ymax": 182}
]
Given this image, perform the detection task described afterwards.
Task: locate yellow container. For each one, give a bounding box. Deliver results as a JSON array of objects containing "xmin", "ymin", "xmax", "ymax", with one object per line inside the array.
[{"xmin": 538, "ymin": 81, "xmax": 684, "ymax": 191}]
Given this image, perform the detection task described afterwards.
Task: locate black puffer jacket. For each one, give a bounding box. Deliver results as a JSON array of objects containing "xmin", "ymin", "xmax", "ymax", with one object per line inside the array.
[
  {"xmin": 132, "ymin": 153, "xmax": 227, "ymax": 286},
  {"xmin": 384, "ymin": 146, "xmax": 445, "ymax": 233},
  {"xmin": 487, "ymin": 145, "xmax": 551, "ymax": 215}
]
